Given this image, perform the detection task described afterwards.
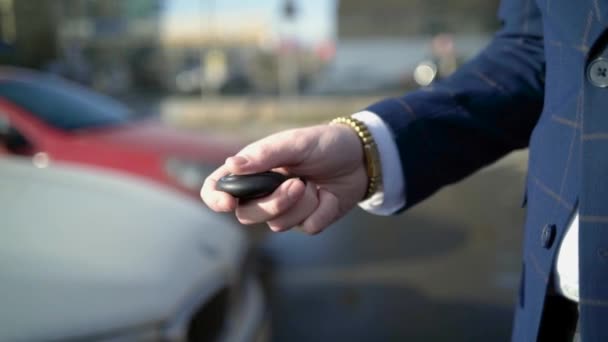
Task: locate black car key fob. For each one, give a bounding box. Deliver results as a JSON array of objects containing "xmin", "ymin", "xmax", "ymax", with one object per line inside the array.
[{"xmin": 217, "ymin": 171, "xmax": 289, "ymax": 200}]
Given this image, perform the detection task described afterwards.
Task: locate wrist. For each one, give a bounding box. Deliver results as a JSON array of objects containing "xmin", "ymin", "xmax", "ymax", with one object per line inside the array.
[{"xmin": 330, "ymin": 116, "xmax": 382, "ymax": 200}]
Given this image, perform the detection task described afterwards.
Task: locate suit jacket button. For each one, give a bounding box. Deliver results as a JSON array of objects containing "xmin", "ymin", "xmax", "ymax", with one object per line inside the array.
[
  {"xmin": 541, "ymin": 224, "xmax": 556, "ymax": 249},
  {"xmin": 588, "ymin": 57, "xmax": 608, "ymax": 88}
]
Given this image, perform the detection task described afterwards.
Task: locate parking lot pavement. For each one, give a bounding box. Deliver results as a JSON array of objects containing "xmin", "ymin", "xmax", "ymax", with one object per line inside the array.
[{"xmin": 260, "ymin": 151, "xmax": 528, "ymax": 342}]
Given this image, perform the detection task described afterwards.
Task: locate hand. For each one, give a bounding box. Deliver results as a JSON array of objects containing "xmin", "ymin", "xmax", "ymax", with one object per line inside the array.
[{"xmin": 201, "ymin": 124, "xmax": 368, "ymax": 234}]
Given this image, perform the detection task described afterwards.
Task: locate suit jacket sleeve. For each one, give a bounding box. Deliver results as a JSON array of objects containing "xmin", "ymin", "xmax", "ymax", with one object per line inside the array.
[{"xmin": 367, "ymin": 0, "xmax": 545, "ymax": 211}]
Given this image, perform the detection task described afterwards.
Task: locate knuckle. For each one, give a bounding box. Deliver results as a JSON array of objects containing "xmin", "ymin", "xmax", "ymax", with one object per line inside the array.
[
  {"xmin": 200, "ymin": 182, "xmax": 209, "ymax": 198},
  {"xmin": 283, "ymin": 130, "xmax": 299, "ymax": 143},
  {"xmin": 253, "ymin": 144, "xmax": 272, "ymax": 160},
  {"xmin": 200, "ymin": 191, "xmax": 212, "ymax": 205},
  {"xmin": 265, "ymin": 196, "xmax": 291, "ymax": 216},
  {"xmin": 268, "ymin": 200, "xmax": 283, "ymax": 215}
]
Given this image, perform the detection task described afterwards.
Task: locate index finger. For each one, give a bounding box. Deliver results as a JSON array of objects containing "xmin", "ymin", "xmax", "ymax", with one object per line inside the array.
[
  {"xmin": 227, "ymin": 129, "xmax": 311, "ymax": 175},
  {"xmin": 201, "ymin": 164, "xmax": 238, "ymax": 212}
]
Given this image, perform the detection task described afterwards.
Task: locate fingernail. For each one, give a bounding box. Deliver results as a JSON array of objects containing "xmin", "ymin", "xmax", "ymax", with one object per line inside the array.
[{"xmin": 227, "ymin": 156, "xmax": 248, "ymax": 166}]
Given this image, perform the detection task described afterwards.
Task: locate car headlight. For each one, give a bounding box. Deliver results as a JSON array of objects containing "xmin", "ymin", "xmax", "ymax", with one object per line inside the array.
[{"xmin": 165, "ymin": 157, "xmax": 216, "ymax": 191}]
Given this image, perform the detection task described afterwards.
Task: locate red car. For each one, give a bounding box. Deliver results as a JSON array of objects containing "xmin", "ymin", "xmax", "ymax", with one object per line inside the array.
[{"xmin": 0, "ymin": 67, "xmax": 241, "ymax": 197}]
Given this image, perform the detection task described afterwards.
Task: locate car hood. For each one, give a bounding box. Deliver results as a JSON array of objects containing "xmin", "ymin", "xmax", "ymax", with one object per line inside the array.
[
  {"xmin": 77, "ymin": 120, "xmax": 243, "ymax": 163},
  {"xmin": 0, "ymin": 158, "xmax": 246, "ymax": 341}
]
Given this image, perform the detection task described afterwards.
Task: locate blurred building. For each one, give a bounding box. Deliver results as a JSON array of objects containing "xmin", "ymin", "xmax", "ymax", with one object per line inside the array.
[
  {"xmin": 302, "ymin": 0, "xmax": 501, "ymax": 96},
  {"xmin": 0, "ymin": 0, "xmax": 331, "ymax": 95},
  {"xmin": 0, "ymin": 0, "xmax": 57, "ymax": 68},
  {"xmin": 0, "ymin": 0, "xmax": 164, "ymax": 92},
  {"xmin": 156, "ymin": 2, "xmax": 330, "ymax": 95},
  {"xmin": 338, "ymin": 0, "xmax": 500, "ymax": 38},
  {"xmin": 52, "ymin": 0, "xmax": 164, "ymax": 92},
  {"xmin": 157, "ymin": 7, "xmax": 276, "ymax": 94}
]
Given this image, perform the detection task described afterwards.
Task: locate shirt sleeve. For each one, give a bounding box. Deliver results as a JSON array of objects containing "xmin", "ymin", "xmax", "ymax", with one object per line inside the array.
[{"xmin": 352, "ymin": 111, "xmax": 406, "ymax": 216}]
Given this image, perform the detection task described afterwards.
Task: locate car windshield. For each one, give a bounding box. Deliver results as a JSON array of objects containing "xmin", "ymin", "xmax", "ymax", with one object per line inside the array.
[{"xmin": 0, "ymin": 77, "xmax": 131, "ymax": 131}]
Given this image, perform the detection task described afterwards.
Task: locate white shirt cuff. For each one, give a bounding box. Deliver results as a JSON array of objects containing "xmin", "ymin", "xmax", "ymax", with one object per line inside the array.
[{"xmin": 352, "ymin": 111, "xmax": 406, "ymax": 215}]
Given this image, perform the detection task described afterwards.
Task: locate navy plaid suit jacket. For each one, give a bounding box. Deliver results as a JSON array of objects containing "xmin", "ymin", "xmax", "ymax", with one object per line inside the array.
[{"xmin": 367, "ymin": 0, "xmax": 608, "ymax": 340}]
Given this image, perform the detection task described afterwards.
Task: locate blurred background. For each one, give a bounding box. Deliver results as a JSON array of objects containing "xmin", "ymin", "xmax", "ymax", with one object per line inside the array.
[{"xmin": 0, "ymin": 0, "xmax": 531, "ymax": 341}]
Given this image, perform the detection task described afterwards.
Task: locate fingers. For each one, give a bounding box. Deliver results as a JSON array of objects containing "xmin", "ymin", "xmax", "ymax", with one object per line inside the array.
[
  {"xmin": 235, "ymin": 178, "xmax": 306, "ymax": 225},
  {"xmin": 266, "ymin": 181, "xmax": 319, "ymax": 232},
  {"xmin": 298, "ymin": 188, "xmax": 340, "ymax": 235},
  {"xmin": 200, "ymin": 164, "xmax": 238, "ymax": 212},
  {"xmin": 203, "ymin": 164, "xmax": 341, "ymax": 235},
  {"xmin": 200, "ymin": 124, "xmax": 343, "ymax": 235},
  {"xmin": 237, "ymin": 180, "xmax": 340, "ymax": 235},
  {"xmin": 225, "ymin": 129, "xmax": 312, "ymax": 175}
]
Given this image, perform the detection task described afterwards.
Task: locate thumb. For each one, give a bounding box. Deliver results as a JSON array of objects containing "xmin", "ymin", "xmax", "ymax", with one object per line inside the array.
[{"xmin": 225, "ymin": 131, "xmax": 309, "ymax": 174}]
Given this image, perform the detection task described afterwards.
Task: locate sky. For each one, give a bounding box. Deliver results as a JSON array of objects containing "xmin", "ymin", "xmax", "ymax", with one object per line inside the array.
[{"xmin": 162, "ymin": 0, "xmax": 337, "ymax": 45}]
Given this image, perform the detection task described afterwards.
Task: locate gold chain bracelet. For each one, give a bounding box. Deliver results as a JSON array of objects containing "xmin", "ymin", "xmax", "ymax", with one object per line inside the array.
[{"xmin": 330, "ymin": 116, "xmax": 382, "ymax": 200}]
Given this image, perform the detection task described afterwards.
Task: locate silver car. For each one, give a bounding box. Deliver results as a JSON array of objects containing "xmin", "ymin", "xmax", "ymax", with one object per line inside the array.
[{"xmin": 0, "ymin": 157, "xmax": 267, "ymax": 341}]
